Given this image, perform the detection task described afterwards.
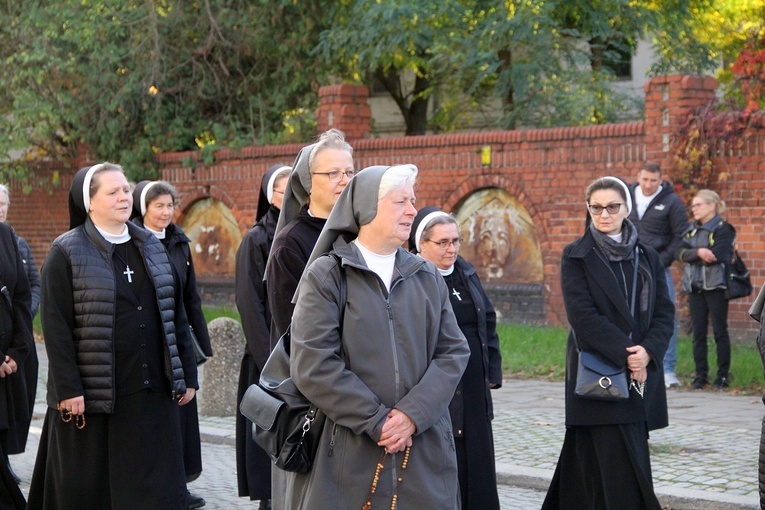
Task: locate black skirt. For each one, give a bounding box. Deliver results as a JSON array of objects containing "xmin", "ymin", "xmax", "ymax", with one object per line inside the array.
[
  {"xmin": 27, "ymin": 390, "xmax": 187, "ymax": 510},
  {"xmin": 235, "ymin": 353, "xmax": 272, "ymax": 499},
  {"xmin": 179, "ymin": 394, "xmax": 203, "ymax": 479},
  {"xmin": 542, "ymin": 422, "xmax": 662, "ymax": 510}
]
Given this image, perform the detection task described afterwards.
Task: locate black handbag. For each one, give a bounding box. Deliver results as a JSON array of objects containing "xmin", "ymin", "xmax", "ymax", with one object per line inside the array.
[
  {"xmin": 239, "ymin": 257, "xmax": 346, "ymax": 473},
  {"xmin": 575, "ymin": 348, "xmax": 630, "ymax": 401},
  {"xmin": 189, "ymin": 326, "xmax": 208, "ymax": 366},
  {"xmin": 724, "ymin": 249, "xmax": 753, "ymax": 301},
  {"xmin": 573, "ymin": 247, "xmax": 638, "ymax": 402}
]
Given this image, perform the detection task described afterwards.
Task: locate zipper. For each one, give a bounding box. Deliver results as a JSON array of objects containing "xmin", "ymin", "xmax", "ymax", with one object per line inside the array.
[{"xmin": 328, "ymin": 423, "xmax": 338, "ymax": 457}]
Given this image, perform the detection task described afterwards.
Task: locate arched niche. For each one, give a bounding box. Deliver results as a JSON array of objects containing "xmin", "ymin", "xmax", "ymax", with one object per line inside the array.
[
  {"xmin": 453, "ymin": 188, "xmax": 544, "ymax": 324},
  {"xmin": 455, "ymin": 188, "xmax": 543, "ymax": 283},
  {"xmin": 179, "ymin": 197, "xmax": 241, "ymax": 277}
]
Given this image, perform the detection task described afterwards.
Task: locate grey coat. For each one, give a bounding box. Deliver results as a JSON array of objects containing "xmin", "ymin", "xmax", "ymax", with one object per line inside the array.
[{"xmin": 287, "ymin": 239, "xmax": 470, "ymax": 509}]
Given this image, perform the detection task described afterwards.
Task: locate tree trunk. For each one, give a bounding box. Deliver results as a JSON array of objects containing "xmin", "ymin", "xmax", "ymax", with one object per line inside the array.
[
  {"xmin": 498, "ymin": 49, "xmax": 515, "ymax": 130},
  {"xmin": 406, "ymin": 74, "xmax": 430, "ymax": 136}
]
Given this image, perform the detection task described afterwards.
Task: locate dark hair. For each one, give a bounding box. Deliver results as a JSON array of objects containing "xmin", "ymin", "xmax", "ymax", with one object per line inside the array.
[
  {"xmin": 640, "ymin": 161, "xmax": 661, "ymax": 175},
  {"xmin": 145, "ymin": 181, "xmax": 179, "ymax": 206},
  {"xmin": 585, "ymin": 177, "xmax": 628, "ymax": 205}
]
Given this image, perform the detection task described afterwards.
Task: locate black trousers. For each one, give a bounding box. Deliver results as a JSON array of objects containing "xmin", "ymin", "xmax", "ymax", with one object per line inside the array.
[{"xmin": 688, "ymin": 289, "xmax": 731, "ymax": 379}]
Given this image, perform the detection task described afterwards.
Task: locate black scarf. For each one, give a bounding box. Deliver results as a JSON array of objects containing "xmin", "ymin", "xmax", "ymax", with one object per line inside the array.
[{"xmin": 589, "ymin": 218, "xmax": 638, "ymax": 262}]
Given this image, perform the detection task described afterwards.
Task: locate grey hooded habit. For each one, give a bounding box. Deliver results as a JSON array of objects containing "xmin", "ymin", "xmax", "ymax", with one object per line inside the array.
[{"xmin": 283, "ymin": 165, "xmax": 470, "ymax": 509}]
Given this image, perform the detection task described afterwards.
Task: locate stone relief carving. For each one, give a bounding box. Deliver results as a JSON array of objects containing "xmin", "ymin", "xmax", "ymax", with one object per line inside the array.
[
  {"xmin": 179, "ymin": 198, "xmax": 241, "ymax": 277},
  {"xmin": 454, "ymin": 189, "xmax": 543, "ymax": 283}
]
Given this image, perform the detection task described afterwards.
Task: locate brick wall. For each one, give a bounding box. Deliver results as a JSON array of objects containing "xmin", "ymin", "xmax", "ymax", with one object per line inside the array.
[{"xmin": 7, "ymin": 76, "xmax": 765, "ymax": 339}]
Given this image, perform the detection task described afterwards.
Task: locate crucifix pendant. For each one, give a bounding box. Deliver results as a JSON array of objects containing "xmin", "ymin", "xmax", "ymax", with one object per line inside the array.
[
  {"xmin": 124, "ymin": 265, "xmax": 134, "ymax": 283},
  {"xmin": 452, "ymin": 288, "xmax": 462, "ymax": 301}
]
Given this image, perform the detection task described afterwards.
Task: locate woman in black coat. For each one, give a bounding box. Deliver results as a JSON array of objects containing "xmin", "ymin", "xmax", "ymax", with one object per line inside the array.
[
  {"xmin": 234, "ymin": 163, "xmax": 290, "ymax": 508},
  {"xmin": 0, "ymin": 221, "xmax": 31, "ymax": 509},
  {"xmin": 132, "ymin": 180, "xmax": 213, "ymax": 509},
  {"xmin": 542, "ymin": 176, "xmax": 673, "ymax": 510},
  {"xmin": 408, "ymin": 206, "xmax": 502, "ymax": 510}
]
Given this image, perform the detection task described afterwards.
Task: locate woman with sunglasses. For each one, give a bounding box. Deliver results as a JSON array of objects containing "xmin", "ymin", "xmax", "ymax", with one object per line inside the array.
[
  {"xmin": 543, "ymin": 176, "xmax": 673, "ymax": 510},
  {"xmin": 408, "ymin": 206, "xmax": 502, "ymax": 510}
]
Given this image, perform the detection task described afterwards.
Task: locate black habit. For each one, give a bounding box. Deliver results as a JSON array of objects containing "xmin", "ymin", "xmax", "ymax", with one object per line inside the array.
[
  {"xmin": 134, "ymin": 216, "xmax": 212, "ymax": 480},
  {"xmin": 542, "ymin": 227, "xmax": 673, "ymax": 510},
  {"xmin": 444, "ymin": 256, "xmax": 502, "ymax": 510},
  {"xmin": 28, "ymin": 212, "xmax": 198, "ymax": 510},
  {"xmin": 0, "ymin": 222, "xmax": 31, "ymax": 509},
  {"xmin": 267, "ymin": 207, "xmax": 327, "ymax": 344},
  {"xmin": 234, "ymin": 204, "xmax": 279, "ymax": 499}
]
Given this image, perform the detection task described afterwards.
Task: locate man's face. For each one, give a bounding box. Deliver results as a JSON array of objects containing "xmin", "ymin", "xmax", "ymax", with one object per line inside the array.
[
  {"xmin": 308, "ymin": 148, "xmax": 354, "ymax": 219},
  {"xmin": 0, "ymin": 191, "xmax": 8, "ymax": 223},
  {"xmin": 637, "ymin": 170, "xmax": 661, "ymax": 197}
]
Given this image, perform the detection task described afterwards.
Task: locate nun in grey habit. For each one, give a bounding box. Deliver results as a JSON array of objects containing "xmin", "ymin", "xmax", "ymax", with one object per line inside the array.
[{"xmin": 283, "ymin": 164, "xmax": 470, "ymax": 509}]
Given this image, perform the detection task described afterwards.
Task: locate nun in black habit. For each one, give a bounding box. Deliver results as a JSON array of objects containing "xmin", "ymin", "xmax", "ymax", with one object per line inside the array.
[
  {"xmin": 28, "ymin": 163, "xmax": 198, "ymax": 510},
  {"xmin": 408, "ymin": 206, "xmax": 502, "ymax": 510},
  {"xmin": 132, "ymin": 179, "xmax": 213, "ymax": 509},
  {"xmin": 0, "ymin": 221, "xmax": 32, "ymax": 510},
  {"xmin": 234, "ymin": 163, "xmax": 291, "ymax": 506}
]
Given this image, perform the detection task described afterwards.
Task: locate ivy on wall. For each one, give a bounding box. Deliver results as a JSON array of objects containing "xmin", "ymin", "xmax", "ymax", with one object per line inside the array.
[
  {"xmin": 670, "ymin": 28, "xmax": 765, "ymax": 204},
  {"xmin": 670, "ymin": 101, "xmax": 750, "ymax": 204}
]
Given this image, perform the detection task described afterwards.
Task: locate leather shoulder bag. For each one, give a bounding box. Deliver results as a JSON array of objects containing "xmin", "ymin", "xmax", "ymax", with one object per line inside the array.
[{"xmin": 240, "ymin": 255, "xmax": 346, "ymax": 473}]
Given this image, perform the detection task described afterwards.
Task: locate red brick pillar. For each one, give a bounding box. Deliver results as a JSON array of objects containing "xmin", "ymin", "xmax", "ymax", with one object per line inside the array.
[
  {"xmin": 316, "ymin": 84, "xmax": 371, "ymax": 139},
  {"xmin": 643, "ymin": 74, "xmax": 718, "ymax": 170}
]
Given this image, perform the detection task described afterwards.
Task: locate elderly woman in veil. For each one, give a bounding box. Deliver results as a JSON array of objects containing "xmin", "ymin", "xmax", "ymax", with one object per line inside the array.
[{"xmin": 284, "ymin": 164, "xmax": 469, "ymax": 509}]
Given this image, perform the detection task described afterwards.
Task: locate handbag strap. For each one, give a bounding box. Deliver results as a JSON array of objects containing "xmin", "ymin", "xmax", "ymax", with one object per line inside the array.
[
  {"xmin": 629, "ymin": 246, "xmax": 639, "ymax": 319},
  {"xmin": 304, "ymin": 255, "xmax": 346, "ymax": 418},
  {"xmin": 572, "ymin": 246, "xmax": 639, "ymax": 351}
]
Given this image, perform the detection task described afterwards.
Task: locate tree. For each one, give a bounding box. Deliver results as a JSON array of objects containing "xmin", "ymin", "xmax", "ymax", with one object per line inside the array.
[
  {"xmin": 0, "ymin": 1, "xmax": 331, "ymax": 181},
  {"xmin": 315, "ymin": 0, "xmax": 471, "ymax": 136},
  {"xmin": 0, "ymin": 0, "xmax": 762, "ymax": 184}
]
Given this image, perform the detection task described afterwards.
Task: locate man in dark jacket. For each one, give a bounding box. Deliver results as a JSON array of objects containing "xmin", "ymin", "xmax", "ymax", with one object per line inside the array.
[{"xmin": 628, "ymin": 162, "xmax": 688, "ymax": 388}]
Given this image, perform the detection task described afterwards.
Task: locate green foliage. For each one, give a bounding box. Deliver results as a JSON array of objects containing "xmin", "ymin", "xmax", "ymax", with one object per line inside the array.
[
  {"xmin": 0, "ymin": 1, "xmax": 329, "ymax": 181},
  {"xmin": 1, "ymin": 0, "xmax": 762, "ymax": 183},
  {"xmin": 316, "ymin": 0, "xmax": 469, "ymax": 135}
]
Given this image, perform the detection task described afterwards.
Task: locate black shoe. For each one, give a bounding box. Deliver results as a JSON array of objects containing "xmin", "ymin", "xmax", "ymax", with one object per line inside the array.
[
  {"xmin": 713, "ymin": 376, "xmax": 729, "ymax": 389},
  {"xmin": 187, "ymin": 490, "xmax": 205, "ymax": 509},
  {"xmin": 6, "ymin": 461, "xmax": 19, "ymax": 485},
  {"xmin": 258, "ymin": 500, "xmax": 272, "ymax": 510},
  {"xmin": 691, "ymin": 376, "xmax": 709, "ymax": 389}
]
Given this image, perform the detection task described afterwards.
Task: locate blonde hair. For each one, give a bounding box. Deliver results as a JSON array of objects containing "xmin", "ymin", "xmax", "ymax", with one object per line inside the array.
[{"xmin": 695, "ymin": 189, "xmax": 725, "ymax": 215}]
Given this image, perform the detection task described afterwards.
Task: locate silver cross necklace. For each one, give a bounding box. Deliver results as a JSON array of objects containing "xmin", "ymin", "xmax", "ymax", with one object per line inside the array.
[{"xmin": 113, "ymin": 244, "xmax": 134, "ymax": 283}]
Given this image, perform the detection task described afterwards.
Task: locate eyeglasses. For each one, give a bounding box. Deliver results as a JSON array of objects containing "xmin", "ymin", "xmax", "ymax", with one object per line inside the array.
[
  {"xmin": 588, "ymin": 203, "xmax": 623, "ymax": 216},
  {"xmin": 312, "ymin": 170, "xmax": 356, "ymax": 182},
  {"xmin": 425, "ymin": 238, "xmax": 463, "ymax": 250},
  {"xmin": 690, "ymin": 201, "xmax": 710, "ymax": 209}
]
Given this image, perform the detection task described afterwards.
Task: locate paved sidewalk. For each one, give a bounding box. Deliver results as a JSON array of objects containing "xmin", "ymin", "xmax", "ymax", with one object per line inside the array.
[{"xmin": 13, "ymin": 343, "xmax": 764, "ymax": 509}]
